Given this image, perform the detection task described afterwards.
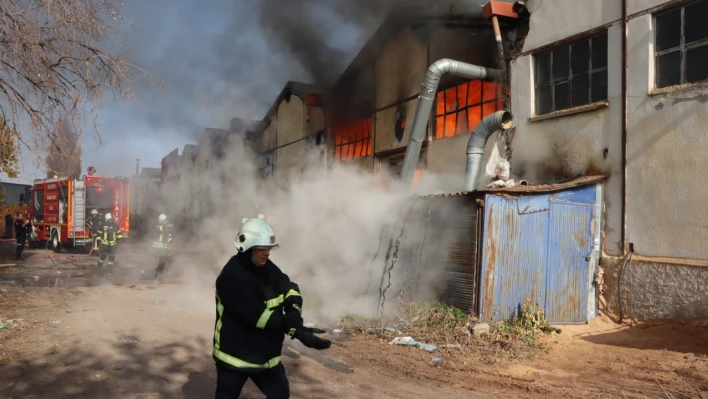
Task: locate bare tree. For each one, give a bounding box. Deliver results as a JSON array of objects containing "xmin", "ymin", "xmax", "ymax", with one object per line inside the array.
[
  {"xmin": 45, "ymin": 117, "xmax": 81, "ymax": 178},
  {"xmin": 0, "ymin": 0, "xmax": 151, "ymax": 160},
  {"xmin": 0, "ymin": 118, "xmax": 19, "ymax": 178}
]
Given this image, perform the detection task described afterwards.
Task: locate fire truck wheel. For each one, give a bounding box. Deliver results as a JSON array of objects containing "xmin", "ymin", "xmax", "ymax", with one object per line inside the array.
[{"xmin": 51, "ymin": 231, "xmax": 61, "ymax": 253}]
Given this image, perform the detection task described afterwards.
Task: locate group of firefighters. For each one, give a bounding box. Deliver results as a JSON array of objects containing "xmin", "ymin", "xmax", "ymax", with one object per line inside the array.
[
  {"xmin": 86, "ymin": 210, "xmax": 173, "ymax": 278},
  {"xmin": 9, "ymin": 206, "xmax": 321, "ymax": 397}
]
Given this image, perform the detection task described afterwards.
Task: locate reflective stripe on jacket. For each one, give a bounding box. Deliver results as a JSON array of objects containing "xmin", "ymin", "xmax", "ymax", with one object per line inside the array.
[
  {"xmin": 213, "ymin": 254, "xmax": 302, "ymax": 372},
  {"xmin": 101, "ymin": 220, "xmax": 122, "ymax": 246},
  {"xmin": 153, "ymin": 223, "xmax": 172, "ymax": 249}
]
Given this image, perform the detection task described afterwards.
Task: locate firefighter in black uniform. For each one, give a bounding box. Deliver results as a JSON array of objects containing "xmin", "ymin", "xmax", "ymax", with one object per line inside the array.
[
  {"xmin": 14, "ymin": 213, "xmax": 29, "ymax": 260},
  {"xmin": 213, "ymin": 215, "xmax": 331, "ymax": 398},
  {"xmin": 153, "ymin": 214, "xmax": 173, "ymax": 279},
  {"xmin": 87, "ymin": 209, "xmax": 102, "ymax": 253},
  {"xmin": 96, "ymin": 213, "xmax": 122, "ymax": 276}
]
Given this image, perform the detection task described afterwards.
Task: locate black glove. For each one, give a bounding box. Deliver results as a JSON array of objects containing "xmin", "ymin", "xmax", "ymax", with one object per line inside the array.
[
  {"xmin": 299, "ymin": 326, "xmax": 326, "ymax": 334},
  {"xmin": 282, "ymin": 313, "xmax": 302, "ymax": 335},
  {"xmin": 293, "ymin": 329, "xmax": 332, "ymax": 350}
]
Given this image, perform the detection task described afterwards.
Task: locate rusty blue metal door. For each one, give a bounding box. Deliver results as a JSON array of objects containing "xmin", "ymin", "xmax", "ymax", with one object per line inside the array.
[
  {"xmin": 545, "ymin": 201, "xmax": 593, "ymax": 324},
  {"xmin": 478, "ymin": 185, "xmax": 596, "ymax": 324},
  {"xmin": 478, "ymin": 194, "xmax": 550, "ymax": 321}
]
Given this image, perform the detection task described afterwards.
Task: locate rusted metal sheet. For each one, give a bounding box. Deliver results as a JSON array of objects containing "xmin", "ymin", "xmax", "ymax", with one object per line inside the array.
[
  {"xmin": 545, "ymin": 201, "xmax": 593, "ymax": 324},
  {"xmin": 479, "ymin": 194, "xmax": 549, "ymax": 321},
  {"xmin": 478, "ymin": 186, "xmax": 596, "ymax": 323}
]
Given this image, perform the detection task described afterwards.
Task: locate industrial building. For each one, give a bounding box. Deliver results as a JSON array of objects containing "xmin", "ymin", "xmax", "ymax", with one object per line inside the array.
[
  {"xmin": 0, "ymin": 182, "xmax": 31, "ymax": 206},
  {"xmin": 159, "ymin": 0, "xmax": 708, "ymax": 324}
]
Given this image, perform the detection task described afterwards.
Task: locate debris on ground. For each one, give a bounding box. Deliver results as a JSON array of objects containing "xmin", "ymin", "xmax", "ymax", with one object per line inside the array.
[
  {"xmin": 388, "ymin": 336, "xmax": 461, "ymax": 352},
  {"xmin": 365, "ymin": 327, "xmax": 402, "ymax": 335},
  {"xmin": 472, "ymin": 322, "xmax": 489, "ymax": 338},
  {"xmin": 338, "ymin": 300, "xmax": 563, "ymax": 364}
]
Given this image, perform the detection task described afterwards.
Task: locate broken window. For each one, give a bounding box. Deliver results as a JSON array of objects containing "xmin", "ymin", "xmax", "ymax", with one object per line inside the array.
[
  {"xmin": 533, "ymin": 31, "xmax": 608, "ymax": 115},
  {"xmin": 655, "ymin": 0, "xmax": 708, "ymax": 88},
  {"xmin": 260, "ymin": 151, "xmax": 274, "ymax": 178},
  {"xmin": 434, "ymin": 81, "xmax": 503, "ymax": 139},
  {"xmin": 331, "ymin": 118, "xmax": 373, "ymax": 161}
]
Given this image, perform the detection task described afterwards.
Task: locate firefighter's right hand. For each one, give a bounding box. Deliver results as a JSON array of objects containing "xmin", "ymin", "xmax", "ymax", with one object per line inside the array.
[{"xmin": 293, "ymin": 330, "xmax": 332, "ymax": 350}]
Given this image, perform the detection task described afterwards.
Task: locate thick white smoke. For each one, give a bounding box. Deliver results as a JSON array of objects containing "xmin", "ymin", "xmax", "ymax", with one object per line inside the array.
[{"xmin": 154, "ymin": 133, "xmax": 451, "ymax": 324}]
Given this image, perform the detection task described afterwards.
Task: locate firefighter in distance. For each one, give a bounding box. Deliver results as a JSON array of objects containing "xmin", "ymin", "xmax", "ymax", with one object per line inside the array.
[
  {"xmin": 87, "ymin": 209, "xmax": 103, "ymax": 252},
  {"xmin": 213, "ymin": 215, "xmax": 331, "ymax": 399},
  {"xmin": 96, "ymin": 213, "xmax": 122, "ymax": 275},
  {"xmin": 153, "ymin": 213, "xmax": 173, "ymax": 279}
]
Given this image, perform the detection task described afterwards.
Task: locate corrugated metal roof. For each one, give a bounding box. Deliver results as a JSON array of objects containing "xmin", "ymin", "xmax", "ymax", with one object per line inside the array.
[{"xmin": 416, "ymin": 175, "xmax": 608, "ymax": 198}]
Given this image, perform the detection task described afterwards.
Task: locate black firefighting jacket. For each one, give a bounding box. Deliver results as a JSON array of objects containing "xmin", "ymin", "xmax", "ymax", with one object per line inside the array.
[
  {"xmin": 87, "ymin": 215, "xmax": 102, "ymax": 235},
  {"xmin": 213, "ymin": 253, "xmax": 303, "ymax": 373},
  {"xmin": 152, "ymin": 222, "xmax": 172, "ymax": 250},
  {"xmin": 100, "ymin": 219, "xmax": 122, "ymax": 246}
]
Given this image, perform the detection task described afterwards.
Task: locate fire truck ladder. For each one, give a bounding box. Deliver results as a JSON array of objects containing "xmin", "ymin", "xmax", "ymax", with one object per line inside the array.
[{"xmin": 72, "ymin": 181, "xmax": 87, "ymax": 247}]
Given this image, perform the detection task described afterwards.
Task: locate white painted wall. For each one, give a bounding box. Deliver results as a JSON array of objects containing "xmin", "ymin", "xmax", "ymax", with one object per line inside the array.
[
  {"xmin": 510, "ymin": 22, "xmax": 624, "ymax": 255},
  {"xmin": 626, "ymin": 13, "xmax": 708, "ymax": 260},
  {"xmin": 628, "ymin": 0, "xmax": 676, "ymax": 15},
  {"xmin": 522, "ymin": 0, "xmax": 621, "ymax": 52},
  {"xmin": 514, "ymin": 0, "xmax": 708, "ymax": 260}
]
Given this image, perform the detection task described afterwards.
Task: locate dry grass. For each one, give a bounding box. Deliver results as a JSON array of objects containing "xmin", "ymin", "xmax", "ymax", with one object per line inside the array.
[{"xmin": 337, "ymin": 300, "xmax": 562, "ymax": 363}]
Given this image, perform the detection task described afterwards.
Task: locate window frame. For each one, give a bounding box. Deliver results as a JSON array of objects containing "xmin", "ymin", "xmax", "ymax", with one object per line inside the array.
[
  {"xmin": 433, "ymin": 80, "xmax": 503, "ymax": 140},
  {"xmin": 654, "ymin": 0, "xmax": 708, "ymax": 89},
  {"xmin": 533, "ymin": 31, "xmax": 609, "ymax": 116},
  {"xmin": 332, "ymin": 118, "xmax": 373, "ymax": 161}
]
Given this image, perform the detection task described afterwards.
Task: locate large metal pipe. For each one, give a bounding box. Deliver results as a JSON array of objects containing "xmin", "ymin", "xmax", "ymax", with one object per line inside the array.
[
  {"xmin": 399, "ymin": 59, "xmax": 502, "ymax": 187},
  {"xmin": 463, "ymin": 110, "xmax": 513, "ymax": 191}
]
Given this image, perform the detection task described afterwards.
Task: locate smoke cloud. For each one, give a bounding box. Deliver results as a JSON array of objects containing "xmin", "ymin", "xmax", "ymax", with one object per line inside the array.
[
  {"xmin": 150, "ymin": 133, "xmax": 465, "ymax": 324},
  {"xmin": 117, "ymin": 1, "xmax": 491, "ymax": 323}
]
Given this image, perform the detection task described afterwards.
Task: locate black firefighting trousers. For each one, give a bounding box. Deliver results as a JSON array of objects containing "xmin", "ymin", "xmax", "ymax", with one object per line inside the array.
[
  {"xmin": 16, "ymin": 237, "xmax": 25, "ymax": 259},
  {"xmin": 97, "ymin": 244, "xmax": 117, "ymax": 273},
  {"xmin": 215, "ymin": 363, "xmax": 289, "ymax": 399}
]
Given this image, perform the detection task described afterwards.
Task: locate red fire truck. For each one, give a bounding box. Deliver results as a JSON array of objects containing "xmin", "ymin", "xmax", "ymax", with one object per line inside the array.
[{"xmin": 28, "ymin": 170, "xmax": 130, "ymax": 252}]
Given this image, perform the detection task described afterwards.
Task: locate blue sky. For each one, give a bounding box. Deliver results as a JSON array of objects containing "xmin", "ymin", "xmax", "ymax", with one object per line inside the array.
[{"xmin": 3, "ymin": 0, "xmax": 368, "ymax": 184}]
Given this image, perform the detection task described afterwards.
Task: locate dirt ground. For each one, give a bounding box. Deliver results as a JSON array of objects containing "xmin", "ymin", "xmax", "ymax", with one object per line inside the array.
[{"xmin": 0, "ymin": 246, "xmax": 707, "ymax": 398}]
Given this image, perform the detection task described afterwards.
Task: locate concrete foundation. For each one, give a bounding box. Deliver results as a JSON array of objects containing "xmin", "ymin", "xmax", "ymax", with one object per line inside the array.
[{"xmin": 599, "ymin": 255, "xmax": 708, "ymax": 326}]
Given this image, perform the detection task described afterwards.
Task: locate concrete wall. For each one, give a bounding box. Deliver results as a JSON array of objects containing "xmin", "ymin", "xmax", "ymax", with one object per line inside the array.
[
  {"xmin": 600, "ymin": 256, "xmax": 708, "ymax": 326},
  {"xmin": 626, "ymin": 12, "xmax": 708, "ymax": 261},
  {"xmin": 276, "ymin": 96, "xmax": 305, "ymax": 145},
  {"xmin": 374, "ymin": 98, "xmax": 418, "ymax": 153},
  {"xmin": 275, "ymin": 140, "xmax": 305, "ymax": 190},
  {"xmin": 375, "ymin": 27, "xmax": 428, "ymax": 109},
  {"xmin": 522, "ymin": 0, "xmax": 621, "ymax": 52},
  {"xmin": 510, "ymin": 23, "xmax": 624, "ymax": 255},
  {"xmin": 257, "ymin": 93, "xmax": 328, "ymax": 191},
  {"xmin": 261, "ymin": 121, "xmax": 277, "ymax": 153},
  {"xmin": 515, "ymin": 0, "xmax": 708, "ymax": 323},
  {"xmin": 129, "ymin": 176, "xmax": 159, "ymax": 215},
  {"xmin": 628, "ymin": 0, "xmax": 678, "ymax": 15},
  {"xmin": 366, "ymin": 24, "xmax": 500, "ymax": 187}
]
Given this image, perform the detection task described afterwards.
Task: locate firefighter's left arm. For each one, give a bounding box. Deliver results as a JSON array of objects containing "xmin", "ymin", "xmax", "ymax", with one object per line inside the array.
[
  {"xmin": 116, "ymin": 223, "xmax": 123, "ymax": 243},
  {"xmin": 281, "ymin": 274, "xmax": 303, "ymax": 318}
]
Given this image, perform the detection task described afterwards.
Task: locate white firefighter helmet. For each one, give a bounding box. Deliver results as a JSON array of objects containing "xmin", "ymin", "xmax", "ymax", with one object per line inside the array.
[
  {"xmin": 91, "ymin": 209, "xmax": 98, "ymax": 215},
  {"xmin": 105, "ymin": 213, "xmax": 112, "ymax": 221},
  {"xmin": 234, "ymin": 215, "xmax": 278, "ymax": 253},
  {"xmin": 158, "ymin": 214, "xmax": 167, "ymax": 223}
]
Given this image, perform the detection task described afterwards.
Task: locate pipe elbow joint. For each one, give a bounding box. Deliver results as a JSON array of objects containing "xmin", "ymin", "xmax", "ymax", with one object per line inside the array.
[{"xmin": 467, "ymin": 110, "xmax": 513, "ymax": 152}]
